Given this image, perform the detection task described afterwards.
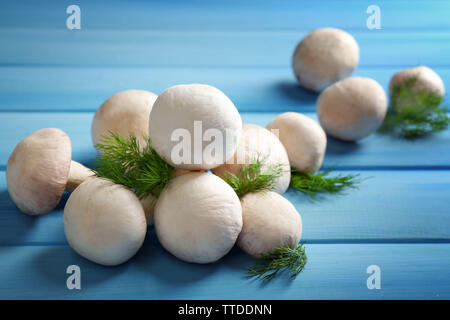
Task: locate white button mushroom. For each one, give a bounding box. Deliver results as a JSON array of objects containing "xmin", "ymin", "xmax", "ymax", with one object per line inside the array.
[
  {"xmin": 154, "ymin": 172, "xmax": 242, "ymax": 264},
  {"xmin": 316, "ymin": 77, "xmax": 388, "ymax": 141},
  {"xmin": 266, "ymin": 112, "xmax": 326, "ymax": 173},
  {"xmin": 64, "ymin": 177, "xmax": 147, "ymax": 266},
  {"xmin": 389, "ymin": 66, "xmax": 445, "ymax": 110},
  {"xmin": 6, "ymin": 128, "xmax": 93, "ymax": 216},
  {"xmin": 140, "ymin": 168, "xmax": 200, "ymax": 226},
  {"xmin": 238, "ymin": 191, "xmax": 302, "ymax": 258},
  {"xmin": 292, "ymin": 28, "xmax": 359, "ymax": 92},
  {"xmin": 212, "ymin": 124, "xmax": 291, "ymax": 194},
  {"xmin": 92, "ymin": 89, "xmax": 158, "ymax": 149},
  {"xmin": 148, "ymin": 84, "xmax": 242, "ymax": 170}
]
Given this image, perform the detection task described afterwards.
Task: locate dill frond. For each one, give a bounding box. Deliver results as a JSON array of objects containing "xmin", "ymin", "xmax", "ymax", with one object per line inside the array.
[
  {"xmin": 379, "ymin": 76, "xmax": 449, "ymax": 139},
  {"xmin": 222, "ymin": 157, "xmax": 284, "ymax": 198},
  {"xmin": 290, "ymin": 170, "xmax": 360, "ymax": 197},
  {"xmin": 247, "ymin": 242, "xmax": 307, "ymax": 282},
  {"xmin": 93, "ymin": 132, "xmax": 174, "ymax": 200}
]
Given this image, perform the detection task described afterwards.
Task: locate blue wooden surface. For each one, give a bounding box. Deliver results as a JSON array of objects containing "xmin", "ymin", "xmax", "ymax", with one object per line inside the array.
[{"xmin": 0, "ymin": 0, "xmax": 449, "ymax": 299}]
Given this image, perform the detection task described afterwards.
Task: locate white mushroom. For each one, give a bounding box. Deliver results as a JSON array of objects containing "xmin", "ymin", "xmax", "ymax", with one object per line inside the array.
[
  {"xmin": 238, "ymin": 191, "xmax": 302, "ymax": 258},
  {"xmin": 292, "ymin": 28, "xmax": 359, "ymax": 92},
  {"xmin": 64, "ymin": 177, "xmax": 147, "ymax": 266},
  {"xmin": 140, "ymin": 168, "xmax": 200, "ymax": 226},
  {"xmin": 148, "ymin": 84, "xmax": 242, "ymax": 170},
  {"xmin": 266, "ymin": 112, "xmax": 327, "ymax": 173},
  {"xmin": 6, "ymin": 128, "xmax": 93, "ymax": 216},
  {"xmin": 92, "ymin": 89, "xmax": 158, "ymax": 149},
  {"xmin": 389, "ymin": 66, "xmax": 445, "ymax": 111},
  {"xmin": 212, "ymin": 124, "xmax": 291, "ymax": 194},
  {"xmin": 317, "ymin": 77, "xmax": 387, "ymax": 141},
  {"xmin": 154, "ymin": 172, "xmax": 242, "ymax": 263}
]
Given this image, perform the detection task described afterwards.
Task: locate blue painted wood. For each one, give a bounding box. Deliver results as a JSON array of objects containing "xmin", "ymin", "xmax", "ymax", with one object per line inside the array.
[
  {"xmin": 1, "ymin": 0, "xmax": 449, "ymax": 31},
  {"xmin": 1, "ymin": 112, "xmax": 449, "ymax": 169},
  {"xmin": 1, "ymin": 29, "xmax": 449, "ymax": 68},
  {"xmin": 2, "ymin": 169, "xmax": 450, "ymax": 245},
  {"xmin": 0, "ymin": 66, "xmax": 448, "ymax": 112},
  {"xmin": 0, "ymin": 243, "xmax": 448, "ymax": 299}
]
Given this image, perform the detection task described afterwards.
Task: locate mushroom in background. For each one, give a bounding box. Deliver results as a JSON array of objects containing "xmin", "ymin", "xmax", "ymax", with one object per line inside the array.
[
  {"xmin": 317, "ymin": 77, "xmax": 387, "ymax": 141},
  {"xmin": 266, "ymin": 112, "xmax": 327, "ymax": 173},
  {"xmin": 292, "ymin": 28, "xmax": 359, "ymax": 92},
  {"xmin": 6, "ymin": 128, "xmax": 93, "ymax": 216},
  {"xmin": 154, "ymin": 172, "xmax": 242, "ymax": 264},
  {"xmin": 389, "ymin": 66, "xmax": 445, "ymax": 111},
  {"xmin": 92, "ymin": 89, "xmax": 158, "ymax": 150},
  {"xmin": 238, "ymin": 191, "xmax": 302, "ymax": 258},
  {"xmin": 64, "ymin": 177, "xmax": 147, "ymax": 266},
  {"xmin": 212, "ymin": 124, "xmax": 291, "ymax": 194}
]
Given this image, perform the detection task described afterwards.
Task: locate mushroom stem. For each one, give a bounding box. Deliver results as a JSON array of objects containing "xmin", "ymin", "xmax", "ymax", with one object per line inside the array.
[{"xmin": 66, "ymin": 161, "xmax": 94, "ymax": 192}]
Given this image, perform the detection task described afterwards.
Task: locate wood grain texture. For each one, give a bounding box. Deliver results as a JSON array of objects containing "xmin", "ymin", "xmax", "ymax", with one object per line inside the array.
[
  {"xmin": 0, "ymin": 66, "xmax": 448, "ymax": 112},
  {"xmin": 0, "ymin": 243, "xmax": 448, "ymax": 299},
  {"xmin": 1, "ymin": 0, "xmax": 449, "ymax": 30},
  {"xmin": 1, "ymin": 169, "xmax": 450, "ymax": 245},
  {"xmin": 0, "ymin": 112, "xmax": 449, "ymax": 169},
  {"xmin": 1, "ymin": 29, "xmax": 449, "ymax": 68}
]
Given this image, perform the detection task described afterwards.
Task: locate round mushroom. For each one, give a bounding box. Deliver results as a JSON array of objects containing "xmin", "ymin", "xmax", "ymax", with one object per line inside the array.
[
  {"xmin": 154, "ymin": 172, "xmax": 242, "ymax": 264},
  {"xmin": 212, "ymin": 124, "xmax": 291, "ymax": 194},
  {"xmin": 140, "ymin": 168, "xmax": 201, "ymax": 226},
  {"xmin": 266, "ymin": 112, "xmax": 326, "ymax": 173},
  {"xmin": 292, "ymin": 28, "xmax": 359, "ymax": 92},
  {"xmin": 148, "ymin": 84, "xmax": 242, "ymax": 170},
  {"xmin": 92, "ymin": 89, "xmax": 158, "ymax": 149},
  {"xmin": 64, "ymin": 177, "xmax": 147, "ymax": 266},
  {"xmin": 238, "ymin": 191, "xmax": 302, "ymax": 258},
  {"xmin": 317, "ymin": 77, "xmax": 387, "ymax": 141},
  {"xmin": 389, "ymin": 66, "xmax": 445, "ymax": 111},
  {"xmin": 6, "ymin": 128, "xmax": 93, "ymax": 216}
]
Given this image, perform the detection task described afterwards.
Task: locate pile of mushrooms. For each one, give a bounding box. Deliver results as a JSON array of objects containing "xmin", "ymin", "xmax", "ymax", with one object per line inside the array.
[{"xmin": 5, "ymin": 26, "xmax": 445, "ymax": 272}]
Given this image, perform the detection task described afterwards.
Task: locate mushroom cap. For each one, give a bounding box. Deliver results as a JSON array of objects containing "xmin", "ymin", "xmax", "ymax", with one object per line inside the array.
[
  {"xmin": 389, "ymin": 66, "xmax": 445, "ymax": 110},
  {"xmin": 267, "ymin": 112, "xmax": 327, "ymax": 173},
  {"xmin": 64, "ymin": 177, "xmax": 147, "ymax": 266},
  {"xmin": 292, "ymin": 28, "xmax": 359, "ymax": 92},
  {"xmin": 148, "ymin": 84, "xmax": 242, "ymax": 170},
  {"xmin": 317, "ymin": 77, "xmax": 387, "ymax": 141},
  {"xmin": 154, "ymin": 172, "xmax": 242, "ymax": 264},
  {"xmin": 212, "ymin": 124, "xmax": 291, "ymax": 194},
  {"xmin": 238, "ymin": 191, "xmax": 302, "ymax": 258},
  {"xmin": 92, "ymin": 89, "xmax": 158, "ymax": 148},
  {"xmin": 6, "ymin": 128, "xmax": 72, "ymax": 216}
]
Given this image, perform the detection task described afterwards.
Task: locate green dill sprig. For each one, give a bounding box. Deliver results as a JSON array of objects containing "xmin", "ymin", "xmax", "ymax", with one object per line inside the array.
[
  {"xmin": 222, "ymin": 157, "xmax": 284, "ymax": 198},
  {"xmin": 290, "ymin": 170, "xmax": 360, "ymax": 197},
  {"xmin": 379, "ymin": 76, "xmax": 449, "ymax": 139},
  {"xmin": 247, "ymin": 242, "xmax": 307, "ymax": 282},
  {"xmin": 93, "ymin": 132, "xmax": 174, "ymax": 200}
]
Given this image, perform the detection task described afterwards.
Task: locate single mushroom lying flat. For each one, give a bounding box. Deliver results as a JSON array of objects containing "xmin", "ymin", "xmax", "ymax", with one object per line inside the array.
[
  {"xmin": 212, "ymin": 124, "xmax": 291, "ymax": 194},
  {"xmin": 266, "ymin": 112, "xmax": 327, "ymax": 173},
  {"xmin": 64, "ymin": 177, "xmax": 147, "ymax": 266},
  {"xmin": 6, "ymin": 128, "xmax": 93, "ymax": 216},
  {"xmin": 92, "ymin": 89, "xmax": 158, "ymax": 149},
  {"xmin": 292, "ymin": 28, "xmax": 359, "ymax": 92},
  {"xmin": 317, "ymin": 77, "xmax": 387, "ymax": 141},
  {"xmin": 154, "ymin": 172, "xmax": 242, "ymax": 263},
  {"xmin": 238, "ymin": 191, "xmax": 302, "ymax": 258},
  {"xmin": 148, "ymin": 84, "xmax": 242, "ymax": 170},
  {"xmin": 389, "ymin": 66, "xmax": 445, "ymax": 111}
]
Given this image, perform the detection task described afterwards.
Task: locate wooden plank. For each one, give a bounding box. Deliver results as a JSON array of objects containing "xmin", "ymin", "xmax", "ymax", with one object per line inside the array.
[
  {"xmin": 1, "ymin": 29, "xmax": 449, "ymax": 68},
  {"xmin": 1, "ymin": 169, "xmax": 450, "ymax": 245},
  {"xmin": 1, "ymin": 0, "xmax": 449, "ymax": 31},
  {"xmin": 1, "ymin": 112, "xmax": 449, "ymax": 169},
  {"xmin": 0, "ymin": 66, "xmax": 448, "ymax": 112},
  {"xmin": 0, "ymin": 243, "xmax": 448, "ymax": 299}
]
